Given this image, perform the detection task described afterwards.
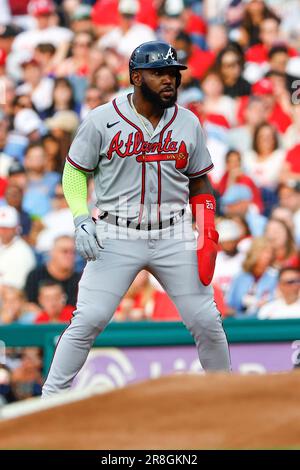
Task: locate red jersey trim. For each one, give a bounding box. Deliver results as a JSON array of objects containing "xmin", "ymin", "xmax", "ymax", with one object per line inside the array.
[
  {"xmin": 157, "ymin": 161, "xmax": 161, "ymax": 223},
  {"xmin": 138, "ymin": 162, "xmax": 146, "ymax": 224},
  {"xmin": 67, "ymin": 155, "xmax": 97, "ymax": 173},
  {"xmin": 112, "ymin": 98, "xmax": 143, "ymax": 135},
  {"xmin": 188, "ymin": 163, "xmax": 214, "ymax": 178},
  {"xmin": 157, "ymin": 104, "xmax": 178, "ymax": 223}
]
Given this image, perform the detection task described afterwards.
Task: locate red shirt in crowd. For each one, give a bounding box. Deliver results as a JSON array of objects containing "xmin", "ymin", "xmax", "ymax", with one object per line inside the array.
[
  {"xmin": 216, "ymin": 173, "xmax": 264, "ymax": 213},
  {"xmin": 245, "ymin": 43, "xmax": 298, "ymax": 64},
  {"xmin": 188, "ymin": 46, "xmax": 215, "ymax": 80},
  {"xmin": 116, "ymin": 288, "xmax": 226, "ymax": 321},
  {"xmin": 268, "ymin": 102, "xmax": 293, "ymax": 134},
  {"xmin": 91, "ymin": 0, "xmax": 158, "ymax": 29},
  {"xmin": 285, "ymin": 144, "xmax": 300, "ymax": 173},
  {"xmin": 237, "ymin": 96, "xmax": 292, "ymax": 133},
  {"xmin": 35, "ymin": 305, "xmax": 74, "ymax": 324},
  {"xmin": 185, "ymin": 10, "xmax": 207, "ymax": 36},
  {"xmin": 0, "ymin": 178, "xmax": 8, "ymax": 197}
]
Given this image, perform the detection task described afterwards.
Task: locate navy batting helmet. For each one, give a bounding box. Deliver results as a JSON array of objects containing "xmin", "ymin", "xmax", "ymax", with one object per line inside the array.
[{"xmin": 129, "ymin": 41, "xmax": 187, "ymax": 84}]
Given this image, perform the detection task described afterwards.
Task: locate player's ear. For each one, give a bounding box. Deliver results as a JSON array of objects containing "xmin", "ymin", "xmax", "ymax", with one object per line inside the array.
[{"xmin": 131, "ymin": 70, "xmax": 142, "ymax": 87}]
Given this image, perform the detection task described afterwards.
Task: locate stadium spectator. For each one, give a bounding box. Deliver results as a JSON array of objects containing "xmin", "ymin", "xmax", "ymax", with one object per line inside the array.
[
  {"xmin": 241, "ymin": 0, "xmax": 280, "ymax": 47},
  {"xmin": 0, "ymin": 286, "xmax": 34, "ymax": 325},
  {"xmin": 0, "ymin": 76, "xmax": 16, "ymax": 124},
  {"xmin": 278, "ymin": 183, "xmax": 300, "ymax": 247},
  {"xmin": 226, "ymin": 237, "xmax": 278, "ymax": 316},
  {"xmin": 221, "ymin": 184, "xmax": 267, "ymax": 236},
  {"xmin": 6, "ymin": 160, "xmax": 27, "ymax": 192},
  {"xmin": 205, "ymin": 23, "xmax": 229, "ymax": 62},
  {"xmin": 201, "ymin": 69, "xmax": 237, "ymax": 127},
  {"xmin": 245, "ymin": 17, "xmax": 297, "ymax": 65},
  {"xmin": 155, "ymin": 10, "xmax": 183, "ymax": 45},
  {"xmin": 230, "ymin": 214, "xmax": 253, "ymax": 254},
  {"xmin": 174, "ymin": 31, "xmax": 214, "ymax": 81},
  {"xmin": 10, "ymin": 0, "xmax": 73, "ymax": 70},
  {"xmin": 92, "ymin": 65, "xmax": 119, "ymax": 102},
  {"xmin": 265, "ymin": 69, "xmax": 293, "ymax": 120},
  {"xmin": 258, "ymin": 267, "xmax": 300, "ymax": 319},
  {"xmin": 243, "ymin": 122, "xmax": 285, "ymax": 213},
  {"xmin": 4, "ymin": 183, "xmax": 32, "ymax": 238},
  {"xmin": 80, "ymin": 86, "xmax": 103, "ymax": 121},
  {"xmin": 10, "ymin": 108, "xmax": 44, "ymax": 162},
  {"xmin": 173, "ymin": 23, "xmax": 227, "ymax": 82},
  {"xmin": 42, "ymin": 133, "xmax": 62, "ymax": 173},
  {"xmin": 270, "ymin": 206, "xmax": 296, "ymax": 241},
  {"xmin": 43, "ymin": 77, "xmax": 79, "ymax": 119},
  {"xmin": 87, "ymin": 44, "xmax": 106, "ymax": 81},
  {"xmin": 267, "ymin": 44, "xmax": 298, "ymax": 95},
  {"xmin": 283, "ymin": 105, "xmax": 300, "ymax": 150},
  {"xmin": 227, "ymin": 96, "xmax": 266, "ymax": 153},
  {"xmin": 13, "ymin": 93, "xmax": 34, "ymax": 114},
  {"xmin": 33, "ymin": 42, "xmax": 56, "ymax": 76},
  {"xmin": 217, "ymin": 44, "xmax": 251, "ymax": 98},
  {"xmin": 17, "ymin": 57, "xmax": 54, "ymax": 113},
  {"xmin": 56, "ymin": 31, "xmax": 94, "ymax": 79},
  {"xmin": 98, "ymin": 0, "xmax": 156, "ymax": 58},
  {"xmin": 213, "ymin": 218, "xmax": 245, "ymax": 297},
  {"xmin": 0, "ymin": 22, "xmax": 20, "ymax": 53},
  {"xmin": 251, "ymin": 78, "xmax": 292, "ymax": 134},
  {"xmin": 216, "ymin": 149, "xmax": 264, "ymax": 213},
  {"xmin": 0, "ymin": 205, "xmax": 36, "ymax": 290},
  {"xmin": 44, "ymin": 110, "xmax": 80, "ymax": 164},
  {"xmin": 280, "ymin": 143, "xmax": 300, "ymax": 186},
  {"xmin": 25, "ymin": 235, "xmax": 80, "ymax": 308},
  {"xmin": 91, "ymin": 0, "xmax": 123, "ymax": 35},
  {"xmin": 180, "ymin": 87, "xmax": 229, "ymax": 129},
  {"xmin": 0, "ymin": 46, "xmax": 6, "ymax": 77},
  {"xmin": 0, "ymin": 364, "xmax": 16, "ymax": 405},
  {"xmin": 35, "ymin": 182, "xmax": 74, "ymax": 255},
  {"xmin": 22, "ymin": 142, "xmax": 60, "ymax": 218},
  {"xmin": 11, "ymin": 347, "xmax": 42, "ymax": 400},
  {"xmin": 34, "ymin": 280, "xmax": 74, "ymax": 324},
  {"xmin": 264, "ymin": 218, "xmax": 299, "ymax": 269},
  {"xmin": 115, "ymin": 270, "xmax": 180, "ymax": 321},
  {"xmin": 0, "ymin": 115, "xmax": 14, "ymax": 179},
  {"xmin": 179, "ymin": 87, "xmax": 229, "ymax": 185},
  {"xmin": 69, "ymin": 4, "xmax": 93, "ymax": 35}
]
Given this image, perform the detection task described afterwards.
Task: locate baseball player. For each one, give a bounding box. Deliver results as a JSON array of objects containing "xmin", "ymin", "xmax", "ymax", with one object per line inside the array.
[{"xmin": 42, "ymin": 41, "xmax": 231, "ymax": 396}]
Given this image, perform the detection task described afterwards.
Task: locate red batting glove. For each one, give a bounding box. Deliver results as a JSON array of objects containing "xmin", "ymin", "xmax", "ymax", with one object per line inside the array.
[{"xmin": 190, "ymin": 194, "xmax": 219, "ymax": 286}]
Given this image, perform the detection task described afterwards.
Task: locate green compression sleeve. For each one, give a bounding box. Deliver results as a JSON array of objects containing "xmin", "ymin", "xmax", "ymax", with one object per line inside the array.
[{"xmin": 62, "ymin": 162, "xmax": 89, "ymax": 218}]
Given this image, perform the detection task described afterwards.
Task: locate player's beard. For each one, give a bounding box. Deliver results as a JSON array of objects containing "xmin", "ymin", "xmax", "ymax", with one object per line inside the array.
[{"xmin": 141, "ymin": 77, "xmax": 177, "ymax": 109}]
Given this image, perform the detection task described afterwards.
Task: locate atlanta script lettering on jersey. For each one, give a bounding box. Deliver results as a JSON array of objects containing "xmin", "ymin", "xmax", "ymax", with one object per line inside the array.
[{"xmin": 107, "ymin": 130, "xmax": 189, "ymax": 169}]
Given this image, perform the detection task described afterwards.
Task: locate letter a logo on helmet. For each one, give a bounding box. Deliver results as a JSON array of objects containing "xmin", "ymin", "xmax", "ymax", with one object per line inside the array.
[{"xmin": 163, "ymin": 47, "xmax": 175, "ymax": 61}]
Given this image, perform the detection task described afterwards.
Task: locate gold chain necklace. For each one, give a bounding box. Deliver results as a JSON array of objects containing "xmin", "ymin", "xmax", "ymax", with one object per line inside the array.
[{"xmin": 129, "ymin": 94, "xmax": 154, "ymax": 139}]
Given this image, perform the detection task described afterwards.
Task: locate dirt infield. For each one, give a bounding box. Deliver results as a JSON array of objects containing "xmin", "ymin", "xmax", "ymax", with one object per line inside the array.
[{"xmin": 1, "ymin": 372, "xmax": 300, "ymax": 449}]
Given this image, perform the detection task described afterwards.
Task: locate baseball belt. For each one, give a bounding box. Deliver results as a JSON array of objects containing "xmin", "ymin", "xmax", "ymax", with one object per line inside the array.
[{"xmin": 99, "ymin": 209, "xmax": 185, "ymax": 231}]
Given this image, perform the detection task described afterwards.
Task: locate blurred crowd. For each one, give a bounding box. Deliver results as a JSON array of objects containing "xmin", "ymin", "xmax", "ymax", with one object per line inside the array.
[{"xmin": 0, "ymin": 0, "xmax": 299, "ymax": 329}]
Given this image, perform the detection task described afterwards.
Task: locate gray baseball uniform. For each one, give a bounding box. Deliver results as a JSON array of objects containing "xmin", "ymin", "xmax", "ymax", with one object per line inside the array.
[{"xmin": 42, "ymin": 94, "xmax": 230, "ymax": 397}]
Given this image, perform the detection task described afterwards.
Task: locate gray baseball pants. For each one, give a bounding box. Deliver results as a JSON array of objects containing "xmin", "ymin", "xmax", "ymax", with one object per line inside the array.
[{"xmin": 42, "ymin": 214, "xmax": 231, "ymax": 396}]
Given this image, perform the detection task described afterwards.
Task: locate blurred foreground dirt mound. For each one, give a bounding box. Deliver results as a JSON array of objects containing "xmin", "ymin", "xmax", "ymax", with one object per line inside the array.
[{"xmin": 1, "ymin": 372, "xmax": 300, "ymax": 449}]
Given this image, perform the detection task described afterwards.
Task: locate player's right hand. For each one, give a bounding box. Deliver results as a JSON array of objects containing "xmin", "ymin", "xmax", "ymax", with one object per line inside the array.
[{"xmin": 74, "ymin": 215, "xmax": 103, "ymax": 261}]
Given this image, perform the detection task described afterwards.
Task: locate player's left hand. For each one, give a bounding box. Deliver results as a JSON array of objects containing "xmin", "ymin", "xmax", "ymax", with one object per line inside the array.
[
  {"xmin": 196, "ymin": 228, "xmax": 219, "ymax": 286},
  {"xmin": 74, "ymin": 215, "xmax": 103, "ymax": 261}
]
